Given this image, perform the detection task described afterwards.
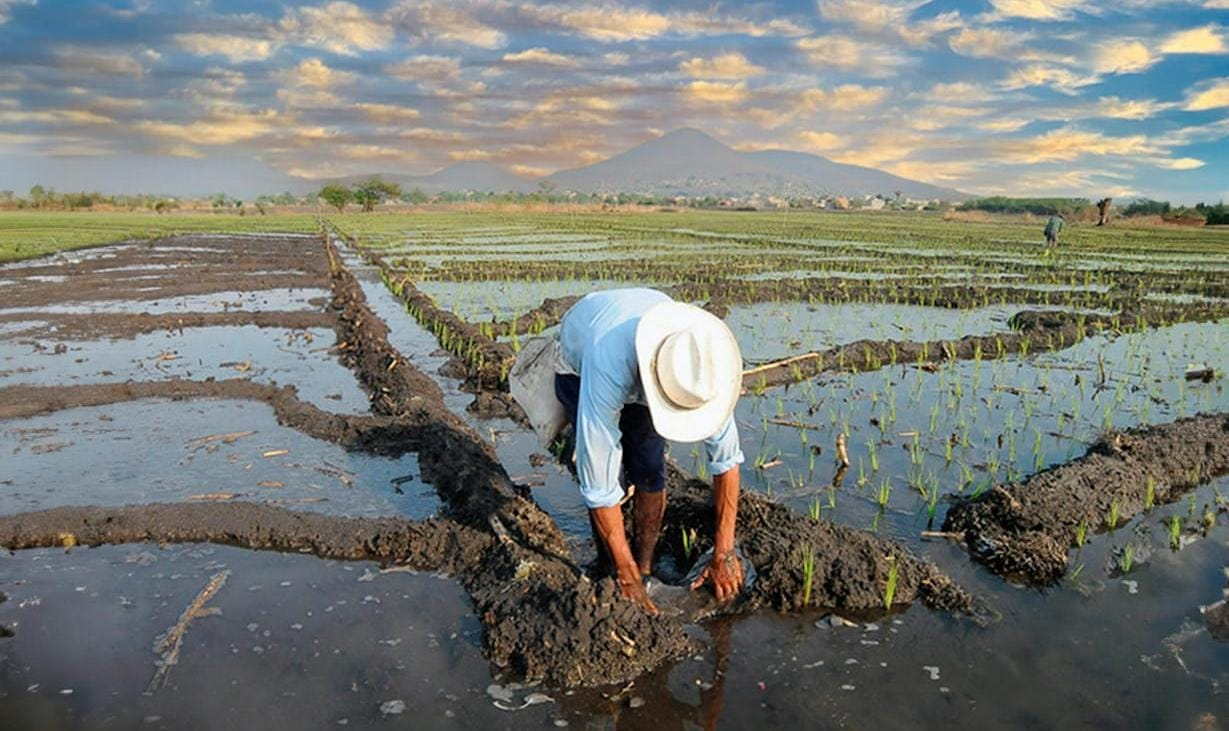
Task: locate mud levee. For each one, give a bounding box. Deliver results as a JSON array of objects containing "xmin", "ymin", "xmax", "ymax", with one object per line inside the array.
[
  {"xmin": 943, "ymin": 413, "xmax": 1229, "ymax": 584},
  {"xmin": 662, "ymin": 468, "xmax": 972, "ymax": 614},
  {"xmin": 0, "ymin": 380, "xmax": 451, "ymax": 457},
  {"xmin": 0, "ymin": 310, "xmax": 337, "ymax": 340},
  {"xmin": 740, "ymin": 306, "xmax": 1228, "ymax": 392},
  {"xmin": 0, "ymin": 234, "xmax": 331, "ymax": 309}
]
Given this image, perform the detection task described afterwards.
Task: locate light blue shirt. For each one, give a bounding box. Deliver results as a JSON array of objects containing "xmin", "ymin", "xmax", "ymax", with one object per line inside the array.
[{"xmin": 559, "ymin": 288, "xmax": 744, "ymax": 509}]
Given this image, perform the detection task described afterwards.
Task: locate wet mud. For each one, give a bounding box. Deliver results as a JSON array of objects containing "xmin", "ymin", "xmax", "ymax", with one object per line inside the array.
[
  {"xmin": 943, "ymin": 413, "xmax": 1229, "ymax": 584},
  {"xmin": 0, "ymin": 232, "xmax": 978, "ymax": 689},
  {"xmin": 0, "ymin": 234, "xmax": 329, "ymax": 309},
  {"xmin": 0, "ymin": 310, "xmax": 336, "ymax": 340},
  {"xmin": 662, "ymin": 468, "xmax": 972, "ymax": 615},
  {"xmin": 742, "ymin": 305, "xmax": 1227, "ymax": 391}
]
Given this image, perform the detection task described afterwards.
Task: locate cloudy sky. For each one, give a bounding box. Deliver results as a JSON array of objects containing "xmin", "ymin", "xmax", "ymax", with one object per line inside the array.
[{"xmin": 0, "ymin": 0, "xmax": 1226, "ymax": 200}]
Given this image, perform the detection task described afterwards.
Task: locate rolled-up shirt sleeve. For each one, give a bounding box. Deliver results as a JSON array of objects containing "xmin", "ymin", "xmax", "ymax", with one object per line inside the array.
[
  {"xmin": 575, "ymin": 362, "xmax": 628, "ymax": 509},
  {"xmin": 704, "ymin": 415, "xmax": 744, "ymax": 476}
]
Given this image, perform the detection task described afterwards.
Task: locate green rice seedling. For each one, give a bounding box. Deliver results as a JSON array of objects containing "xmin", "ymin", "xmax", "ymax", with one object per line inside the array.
[
  {"xmin": 925, "ymin": 479, "xmax": 940, "ymax": 524},
  {"xmin": 1074, "ymin": 520, "xmax": 1088, "ymax": 547},
  {"xmin": 867, "ymin": 439, "xmax": 879, "ymax": 472},
  {"xmin": 1168, "ymin": 515, "xmax": 1181, "ymax": 550},
  {"xmin": 801, "ymin": 548, "xmax": 816, "ymax": 607},
  {"xmin": 809, "ymin": 495, "xmax": 822, "ymax": 521},
  {"xmin": 1069, "ymin": 563, "xmax": 1084, "ymax": 581},
  {"xmin": 1144, "ymin": 476, "xmax": 1156, "ymax": 511},
  {"xmin": 681, "ymin": 527, "xmax": 698, "ymax": 562},
  {"xmin": 883, "ymin": 555, "xmax": 899, "ymax": 609},
  {"xmin": 1106, "ymin": 501, "xmax": 1121, "ymax": 530},
  {"xmin": 1203, "ymin": 506, "xmax": 1216, "ymax": 532},
  {"xmin": 876, "ymin": 477, "xmax": 892, "ymax": 508},
  {"xmin": 1120, "ymin": 546, "xmax": 1134, "ymax": 574}
]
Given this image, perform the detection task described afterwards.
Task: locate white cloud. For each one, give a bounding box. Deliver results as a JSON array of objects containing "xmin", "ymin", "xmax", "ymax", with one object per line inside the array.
[
  {"xmin": 1001, "ymin": 64, "xmax": 1098, "ymax": 94},
  {"xmin": 0, "ymin": 0, "xmax": 35, "ymax": 25},
  {"xmin": 502, "ymin": 47, "xmax": 576, "ymax": 66},
  {"xmin": 1155, "ymin": 157, "xmax": 1205, "ymax": 170},
  {"xmin": 679, "ymin": 52, "xmax": 764, "ymax": 79},
  {"xmin": 682, "ymin": 80, "xmax": 748, "ymax": 104},
  {"xmin": 357, "ymin": 103, "xmax": 421, "ymax": 124},
  {"xmin": 1160, "ymin": 25, "xmax": 1228, "ymax": 55},
  {"xmin": 175, "ymin": 33, "xmax": 274, "ymax": 62},
  {"xmin": 796, "ymin": 35, "xmax": 910, "ymax": 73},
  {"xmin": 386, "ymin": 0, "xmax": 506, "ymax": 49},
  {"xmin": 987, "ymin": 0, "xmax": 1082, "ymax": 21},
  {"xmin": 1184, "ymin": 77, "xmax": 1229, "ymax": 110},
  {"xmin": 386, "ymin": 55, "xmax": 462, "ymax": 82},
  {"xmin": 280, "ymin": 1, "xmax": 392, "ymax": 56},
  {"xmin": 1091, "ymin": 39, "xmax": 1157, "ymax": 75},
  {"xmin": 136, "ymin": 109, "xmax": 281, "ymax": 145},
  {"xmin": 993, "ymin": 126, "xmax": 1155, "ymax": 163},
  {"xmin": 795, "ymin": 130, "xmax": 843, "ymax": 151}
]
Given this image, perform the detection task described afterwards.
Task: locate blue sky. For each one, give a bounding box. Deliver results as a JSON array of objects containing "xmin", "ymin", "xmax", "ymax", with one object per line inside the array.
[{"xmin": 0, "ymin": 0, "xmax": 1225, "ymax": 200}]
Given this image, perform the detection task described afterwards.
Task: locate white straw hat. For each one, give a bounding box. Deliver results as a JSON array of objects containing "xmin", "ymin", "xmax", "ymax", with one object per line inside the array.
[{"xmin": 635, "ymin": 302, "xmax": 742, "ymax": 443}]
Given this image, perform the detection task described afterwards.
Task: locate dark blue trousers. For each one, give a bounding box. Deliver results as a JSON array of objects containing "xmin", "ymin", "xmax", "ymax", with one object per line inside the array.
[{"xmin": 554, "ymin": 373, "xmax": 666, "ymax": 493}]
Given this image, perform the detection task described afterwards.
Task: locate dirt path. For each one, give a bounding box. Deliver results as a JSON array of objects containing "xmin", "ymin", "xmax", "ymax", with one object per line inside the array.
[{"xmin": 943, "ymin": 413, "xmax": 1229, "ymax": 583}]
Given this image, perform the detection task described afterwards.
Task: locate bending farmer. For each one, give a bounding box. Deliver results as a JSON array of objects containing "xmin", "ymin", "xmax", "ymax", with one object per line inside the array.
[
  {"xmin": 511, "ymin": 288, "xmax": 745, "ymax": 615},
  {"xmin": 1044, "ymin": 213, "xmax": 1065, "ymax": 247}
]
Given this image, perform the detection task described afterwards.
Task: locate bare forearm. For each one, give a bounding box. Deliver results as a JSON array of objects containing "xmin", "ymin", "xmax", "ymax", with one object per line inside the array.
[
  {"xmin": 712, "ymin": 467, "xmax": 740, "ymax": 554},
  {"xmin": 590, "ymin": 506, "xmax": 639, "ymax": 580}
]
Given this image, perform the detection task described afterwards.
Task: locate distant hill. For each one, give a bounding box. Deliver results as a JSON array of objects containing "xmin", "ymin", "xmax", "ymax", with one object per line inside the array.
[
  {"xmin": 323, "ymin": 128, "xmax": 969, "ymax": 200},
  {"xmin": 545, "ymin": 128, "xmax": 968, "ymax": 200},
  {"xmin": 329, "ymin": 161, "xmax": 535, "ymax": 194}
]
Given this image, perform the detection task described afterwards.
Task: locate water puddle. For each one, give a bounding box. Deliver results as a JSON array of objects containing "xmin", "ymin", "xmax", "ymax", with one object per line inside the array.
[
  {"xmin": 0, "ymin": 399, "xmax": 438, "ymax": 520},
  {"xmin": 0, "ymin": 325, "xmax": 369, "ymax": 414}
]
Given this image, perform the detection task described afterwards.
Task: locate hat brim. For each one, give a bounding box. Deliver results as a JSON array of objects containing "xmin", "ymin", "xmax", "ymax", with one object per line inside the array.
[{"xmin": 635, "ymin": 302, "xmax": 742, "ymax": 443}]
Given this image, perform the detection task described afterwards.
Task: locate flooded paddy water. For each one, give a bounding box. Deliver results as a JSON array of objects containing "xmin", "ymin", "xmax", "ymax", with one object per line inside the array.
[{"xmin": 2, "ymin": 213, "xmax": 1228, "ymax": 728}]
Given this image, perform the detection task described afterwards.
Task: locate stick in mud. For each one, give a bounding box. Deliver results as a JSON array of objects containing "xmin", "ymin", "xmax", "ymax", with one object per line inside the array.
[{"xmin": 147, "ymin": 569, "xmax": 229, "ymax": 694}]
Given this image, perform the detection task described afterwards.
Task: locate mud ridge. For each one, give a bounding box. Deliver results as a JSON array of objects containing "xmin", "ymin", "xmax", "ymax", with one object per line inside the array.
[
  {"xmin": 0, "ymin": 310, "xmax": 337, "ymax": 340},
  {"xmin": 742, "ymin": 306, "xmax": 1227, "ymax": 391},
  {"xmin": 0, "ymin": 380, "xmax": 447, "ymax": 457},
  {"xmin": 662, "ymin": 467, "xmax": 972, "ymax": 614},
  {"xmin": 943, "ymin": 413, "xmax": 1229, "ymax": 584}
]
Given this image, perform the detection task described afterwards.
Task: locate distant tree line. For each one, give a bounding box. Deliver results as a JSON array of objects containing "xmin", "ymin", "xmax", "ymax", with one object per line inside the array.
[
  {"xmin": 961, "ymin": 196, "xmax": 1228, "ymax": 224},
  {"xmin": 0, "ymin": 185, "xmax": 313, "ymax": 214}
]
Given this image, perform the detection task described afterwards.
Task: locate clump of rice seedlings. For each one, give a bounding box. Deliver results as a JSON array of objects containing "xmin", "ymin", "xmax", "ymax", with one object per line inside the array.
[
  {"xmin": 1144, "ymin": 476, "xmax": 1156, "ymax": 511},
  {"xmin": 801, "ymin": 548, "xmax": 816, "ymax": 607},
  {"xmin": 1074, "ymin": 520, "xmax": 1088, "ymax": 547},
  {"xmin": 1105, "ymin": 500, "xmax": 1121, "ymax": 531},
  {"xmin": 681, "ymin": 527, "xmax": 698, "ymax": 562},
  {"xmin": 883, "ymin": 555, "xmax": 899, "ymax": 609},
  {"xmin": 1120, "ymin": 545, "xmax": 1134, "ymax": 574},
  {"xmin": 876, "ymin": 477, "xmax": 892, "ymax": 508},
  {"xmin": 809, "ymin": 495, "xmax": 822, "ymax": 521},
  {"xmin": 1168, "ymin": 515, "xmax": 1182, "ymax": 550},
  {"xmin": 866, "ymin": 439, "xmax": 879, "ymax": 472}
]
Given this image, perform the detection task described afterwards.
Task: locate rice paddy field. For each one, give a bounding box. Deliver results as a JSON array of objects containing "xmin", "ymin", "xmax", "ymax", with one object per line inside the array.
[{"xmin": 1, "ymin": 209, "xmax": 1227, "ymax": 729}]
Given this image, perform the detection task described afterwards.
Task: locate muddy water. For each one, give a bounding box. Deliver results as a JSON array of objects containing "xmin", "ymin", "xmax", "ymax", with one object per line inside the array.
[
  {"xmin": 0, "ymin": 288, "xmax": 331, "ymax": 316},
  {"xmin": 0, "ymin": 325, "xmax": 370, "ymax": 413},
  {"xmin": 3, "ymin": 233, "xmax": 1227, "ymax": 728},
  {"xmin": 0, "ymin": 544, "xmax": 562, "ymax": 730},
  {"xmin": 0, "ymin": 399, "xmax": 438, "ymax": 520}
]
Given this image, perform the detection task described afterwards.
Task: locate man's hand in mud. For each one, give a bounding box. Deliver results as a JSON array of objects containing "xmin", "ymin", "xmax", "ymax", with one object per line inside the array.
[
  {"xmin": 617, "ymin": 571, "xmax": 659, "ymax": 616},
  {"xmin": 690, "ymin": 550, "xmax": 744, "ymax": 603}
]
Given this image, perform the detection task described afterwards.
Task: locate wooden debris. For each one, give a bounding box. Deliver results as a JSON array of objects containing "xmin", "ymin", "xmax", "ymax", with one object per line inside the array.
[
  {"xmin": 146, "ymin": 570, "xmax": 229, "ymax": 694},
  {"xmin": 186, "ymin": 431, "xmax": 256, "ymax": 448},
  {"xmin": 185, "ymin": 492, "xmax": 241, "ymax": 501},
  {"xmin": 256, "ymin": 480, "xmax": 284, "ymax": 488},
  {"xmin": 261, "ymin": 449, "xmax": 289, "ymax": 458},
  {"xmin": 742, "ymin": 352, "xmax": 820, "ymax": 378},
  {"xmin": 836, "ymin": 433, "xmax": 850, "ymax": 468},
  {"xmin": 767, "ymin": 417, "xmax": 820, "ymax": 431}
]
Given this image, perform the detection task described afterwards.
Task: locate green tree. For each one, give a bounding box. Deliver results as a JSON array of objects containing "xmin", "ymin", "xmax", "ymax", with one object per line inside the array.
[
  {"xmin": 318, "ymin": 184, "xmax": 352, "ymax": 213},
  {"xmin": 352, "ymin": 178, "xmax": 401, "ymax": 212}
]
